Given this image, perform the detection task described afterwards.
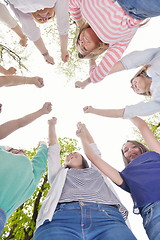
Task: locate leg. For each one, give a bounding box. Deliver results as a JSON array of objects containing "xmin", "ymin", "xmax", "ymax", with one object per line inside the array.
[{"xmin": 141, "ymin": 202, "xmax": 160, "ymax": 240}]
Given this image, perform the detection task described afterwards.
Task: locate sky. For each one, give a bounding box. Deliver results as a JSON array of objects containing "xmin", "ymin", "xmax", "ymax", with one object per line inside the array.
[{"xmin": 1, "ymin": 11, "xmax": 160, "ymax": 240}]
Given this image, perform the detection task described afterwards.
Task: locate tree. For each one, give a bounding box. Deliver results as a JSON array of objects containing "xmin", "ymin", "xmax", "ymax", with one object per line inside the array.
[{"xmin": 0, "ymin": 137, "xmax": 80, "ymax": 240}]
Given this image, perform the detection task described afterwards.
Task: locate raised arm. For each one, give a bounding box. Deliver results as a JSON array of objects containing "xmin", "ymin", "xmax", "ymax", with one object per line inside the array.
[
  {"xmin": 76, "ymin": 123, "xmax": 123, "ymax": 185},
  {"xmin": 0, "ymin": 102, "xmax": 52, "ymax": 139},
  {"xmin": 48, "ymin": 117, "xmax": 58, "ymax": 146},
  {"xmin": 83, "ymin": 106, "xmax": 125, "ymax": 118},
  {"xmin": 0, "ymin": 75, "xmax": 44, "ymax": 88},
  {"xmin": 130, "ymin": 117, "xmax": 160, "ymax": 153}
]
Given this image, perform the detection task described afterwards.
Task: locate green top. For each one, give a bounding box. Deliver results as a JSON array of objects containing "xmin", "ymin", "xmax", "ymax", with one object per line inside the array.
[{"xmin": 0, "ymin": 144, "xmax": 48, "ymax": 221}]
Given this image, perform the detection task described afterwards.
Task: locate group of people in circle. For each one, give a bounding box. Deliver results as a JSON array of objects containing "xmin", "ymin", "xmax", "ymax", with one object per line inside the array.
[{"xmin": 1, "ymin": 0, "xmax": 160, "ymax": 239}]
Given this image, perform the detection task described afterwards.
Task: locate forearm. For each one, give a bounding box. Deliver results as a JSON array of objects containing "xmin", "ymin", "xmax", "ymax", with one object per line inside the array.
[
  {"xmin": 81, "ymin": 137, "xmax": 123, "ymax": 185},
  {"xmin": 49, "ymin": 125, "xmax": 58, "ymax": 145},
  {"xmin": 90, "ymin": 108, "xmax": 125, "ymax": 118},
  {"xmin": 0, "ymin": 75, "xmax": 33, "ymax": 87},
  {"xmin": 59, "ymin": 34, "xmax": 68, "ymax": 52},
  {"xmin": 34, "ymin": 37, "xmax": 48, "ymax": 55},
  {"xmin": 11, "ymin": 24, "xmax": 26, "ymax": 39}
]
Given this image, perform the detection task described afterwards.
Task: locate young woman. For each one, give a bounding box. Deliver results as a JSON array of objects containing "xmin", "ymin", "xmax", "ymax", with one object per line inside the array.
[
  {"xmin": 0, "ymin": 102, "xmax": 52, "ymax": 234},
  {"xmin": 77, "ymin": 117, "xmax": 160, "ymax": 240},
  {"xmin": 7, "ymin": 0, "xmax": 69, "ymax": 64},
  {"xmin": 0, "ymin": 2, "xmax": 27, "ymax": 47},
  {"xmin": 83, "ymin": 47, "xmax": 160, "ymax": 118},
  {"xmin": 33, "ymin": 117, "xmax": 136, "ymax": 240},
  {"xmin": 69, "ymin": 0, "xmax": 160, "ymax": 89}
]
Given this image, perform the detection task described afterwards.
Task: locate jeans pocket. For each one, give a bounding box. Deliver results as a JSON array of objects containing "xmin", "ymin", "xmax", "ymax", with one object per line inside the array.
[{"xmin": 143, "ymin": 208, "xmax": 153, "ymax": 228}]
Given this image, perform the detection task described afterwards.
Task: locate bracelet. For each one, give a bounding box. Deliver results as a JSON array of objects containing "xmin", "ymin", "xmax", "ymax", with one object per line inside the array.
[{"xmin": 42, "ymin": 51, "xmax": 49, "ymax": 57}]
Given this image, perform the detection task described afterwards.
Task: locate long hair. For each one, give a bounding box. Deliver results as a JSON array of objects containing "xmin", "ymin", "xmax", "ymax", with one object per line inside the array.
[
  {"xmin": 76, "ymin": 22, "xmax": 109, "ymax": 59},
  {"xmin": 64, "ymin": 154, "xmax": 89, "ymax": 169},
  {"xmin": 130, "ymin": 65, "xmax": 151, "ymax": 96},
  {"xmin": 121, "ymin": 140, "xmax": 149, "ymax": 166}
]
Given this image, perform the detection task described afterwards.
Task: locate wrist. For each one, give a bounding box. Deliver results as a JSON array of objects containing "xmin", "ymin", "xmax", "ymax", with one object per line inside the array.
[{"xmin": 42, "ymin": 51, "xmax": 49, "ymax": 57}]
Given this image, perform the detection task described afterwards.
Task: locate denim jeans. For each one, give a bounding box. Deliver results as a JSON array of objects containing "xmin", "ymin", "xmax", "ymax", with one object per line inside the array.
[
  {"xmin": 34, "ymin": 201, "xmax": 137, "ymax": 240},
  {"xmin": 0, "ymin": 208, "xmax": 6, "ymax": 235},
  {"xmin": 116, "ymin": 0, "xmax": 160, "ymax": 19},
  {"xmin": 140, "ymin": 201, "xmax": 160, "ymax": 240}
]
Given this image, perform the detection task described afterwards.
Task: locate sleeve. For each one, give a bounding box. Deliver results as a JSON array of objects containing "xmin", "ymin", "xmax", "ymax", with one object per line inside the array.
[
  {"xmin": 69, "ymin": 0, "xmax": 82, "ymax": 22},
  {"xmin": 55, "ymin": 0, "xmax": 69, "ymax": 35},
  {"xmin": 121, "ymin": 47, "xmax": 160, "ymax": 70},
  {"xmin": 89, "ymin": 39, "xmax": 132, "ymax": 83},
  {"xmin": 124, "ymin": 99, "xmax": 160, "ymax": 119},
  {"xmin": 118, "ymin": 172, "xmax": 131, "ymax": 193},
  {"xmin": 0, "ymin": 3, "xmax": 17, "ymax": 28},
  {"xmin": 48, "ymin": 144, "xmax": 62, "ymax": 184},
  {"xmin": 31, "ymin": 144, "xmax": 48, "ymax": 184},
  {"xmin": 9, "ymin": 3, "xmax": 41, "ymax": 41},
  {"xmin": 89, "ymin": 143, "xmax": 102, "ymax": 169}
]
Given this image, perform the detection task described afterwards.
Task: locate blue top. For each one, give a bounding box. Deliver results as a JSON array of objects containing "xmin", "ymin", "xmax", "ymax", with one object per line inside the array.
[
  {"xmin": 121, "ymin": 47, "xmax": 160, "ymax": 118},
  {"xmin": 119, "ymin": 151, "xmax": 160, "ymax": 214},
  {"xmin": 0, "ymin": 144, "xmax": 48, "ymax": 221}
]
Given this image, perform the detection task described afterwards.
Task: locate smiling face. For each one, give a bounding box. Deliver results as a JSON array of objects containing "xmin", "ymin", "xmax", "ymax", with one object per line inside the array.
[
  {"xmin": 32, "ymin": 7, "xmax": 55, "ymax": 23},
  {"xmin": 65, "ymin": 152, "xmax": 83, "ymax": 169},
  {"xmin": 131, "ymin": 75, "xmax": 151, "ymax": 94},
  {"xmin": 122, "ymin": 142, "xmax": 142, "ymax": 163},
  {"xmin": 77, "ymin": 27, "xmax": 100, "ymax": 56}
]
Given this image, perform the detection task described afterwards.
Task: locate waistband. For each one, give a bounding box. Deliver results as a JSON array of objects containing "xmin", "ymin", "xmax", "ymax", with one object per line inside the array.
[{"xmin": 57, "ymin": 201, "xmax": 118, "ymax": 209}]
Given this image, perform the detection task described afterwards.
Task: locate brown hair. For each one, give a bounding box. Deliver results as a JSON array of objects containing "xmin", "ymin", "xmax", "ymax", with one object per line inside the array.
[
  {"xmin": 76, "ymin": 22, "xmax": 109, "ymax": 59},
  {"xmin": 130, "ymin": 65, "xmax": 152, "ymax": 96},
  {"xmin": 64, "ymin": 154, "xmax": 89, "ymax": 169},
  {"xmin": 121, "ymin": 140, "xmax": 149, "ymax": 166}
]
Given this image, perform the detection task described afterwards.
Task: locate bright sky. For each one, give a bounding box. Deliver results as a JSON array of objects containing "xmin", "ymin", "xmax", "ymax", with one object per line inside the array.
[{"xmin": 1, "ymin": 12, "xmax": 160, "ymax": 240}]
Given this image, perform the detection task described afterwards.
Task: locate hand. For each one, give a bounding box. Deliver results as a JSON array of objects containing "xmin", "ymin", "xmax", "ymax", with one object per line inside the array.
[
  {"xmin": 38, "ymin": 141, "xmax": 47, "ymax": 147},
  {"xmin": 41, "ymin": 102, "xmax": 52, "ymax": 114},
  {"xmin": 19, "ymin": 36, "xmax": 28, "ymax": 47},
  {"xmin": 44, "ymin": 54, "xmax": 55, "ymax": 65},
  {"xmin": 75, "ymin": 77, "xmax": 91, "ymax": 89},
  {"xmin": 6, "ymin": 67, "xmax": 17, "ymax": 75},
  {"xmin": 61, "ymin": 50, "xmax": 69, "ymax": 63},
  {"xmin": 48, "ymin": 117, "xmax": 57, "ymax": 126},
  {"xmin": 76, "ymin": 122, "xmax": 86, "ymax": 138},
  {"xmin": 0, "ymin": 104, "xmax": 2, "ymax": 113},
  {"xmin": 83, "ymin": 106, "xmax": 93, "ymax": 113},
  {"xmin": 33, "ymin": 77, "xmax": 44, "ymax": 88}
]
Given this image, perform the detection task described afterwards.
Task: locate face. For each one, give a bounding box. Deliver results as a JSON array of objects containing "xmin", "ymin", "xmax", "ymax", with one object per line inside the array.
[
  {"xmin": 131, "ymin": 76, "xmax": 148, "ymax": 94},
  {"xmin": 8, "ymin": 148, "xmax": 25, "ymax": 155},
  {"xmin": 77, "ymin": 28, "xmax": 100, "ymax": 56},
  {"xmin": 122, "ymin": 142, "xmax": 142, "ymax": 163},
  {"xmin": 65, "ymin": 152, "xmax": 83, "ymax": 169},
  {"xmin": 32, "ymin": 7, "xmax": 55, "ymax": 23}
]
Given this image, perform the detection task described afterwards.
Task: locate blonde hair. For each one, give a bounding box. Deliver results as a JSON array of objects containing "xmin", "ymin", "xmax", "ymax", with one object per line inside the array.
[
  {"xmin": 76, "ymin": 22, "xmax": 109, "ymax": 59},
  {"xmin": 131, "ymin": 65, "xmax": 152, "ymax": 96}
]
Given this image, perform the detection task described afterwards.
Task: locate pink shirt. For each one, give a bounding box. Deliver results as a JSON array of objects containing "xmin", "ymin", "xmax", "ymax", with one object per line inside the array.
[{"xmin": 69, "ymin": 0, "xmax": 142, "ymax": 83}]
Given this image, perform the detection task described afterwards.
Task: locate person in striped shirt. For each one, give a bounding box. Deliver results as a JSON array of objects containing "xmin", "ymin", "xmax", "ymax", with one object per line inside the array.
[
  {"xmin": 33, "ymin": 117, "xmax": 137, "ymax": 240},
  {"xmin": 69, "ymin": 0, "xmax": 160, "ymax": 89}
]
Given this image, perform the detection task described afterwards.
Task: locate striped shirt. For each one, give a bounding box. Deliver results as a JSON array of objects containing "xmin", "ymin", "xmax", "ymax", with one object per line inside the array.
[
  {"xmin": 59, "ymin": 167, "xmax": 127, "ymax": 219},
  {"xmin": 69, "ymin": 0, "xmax": 142, "ymax": 83}
]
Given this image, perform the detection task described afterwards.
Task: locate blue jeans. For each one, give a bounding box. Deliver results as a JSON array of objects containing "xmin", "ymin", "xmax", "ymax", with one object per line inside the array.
[
  {"xmin": 116, "ymin": 0, "xmax": 160, "ymax": 19},
  {"xmin": 34, "ymin": 201, "xmax": 137, "ymax": 240},
  {"xmin": 140, "ymin": 201, "xmax": 160, "ymax": 240},
  {"xmin": 0, "ymin": 208, "xmax": 6, "ymax": 235}
]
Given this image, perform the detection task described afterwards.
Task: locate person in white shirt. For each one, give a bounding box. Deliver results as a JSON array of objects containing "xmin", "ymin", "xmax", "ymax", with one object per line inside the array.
[
  {"xmin": 83, "ymin": 47, "xmax": 160, "ymax": 119},
  {"xmin": 6, "ymin": 0, "xmax": 69, "ymax": 64},
  {"xmin": 0, "ymin": 2, "xmax": 27, "ymax": 47}
]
